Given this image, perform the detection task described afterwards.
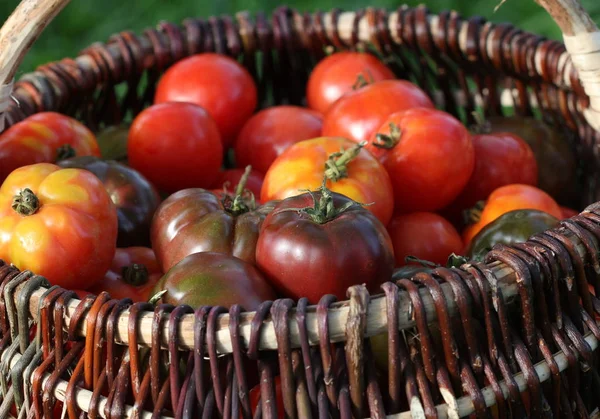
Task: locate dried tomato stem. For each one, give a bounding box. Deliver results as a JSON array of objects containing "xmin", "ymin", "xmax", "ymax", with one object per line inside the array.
[
  {"xmin": 463, "ymin": 200, "xmax": 486, "ymax": 225},
  {"xmin": 351, "ymin": 71, "xmax": 374, "ymax": 90},
  {"xmin": 301, "ymin": 178, "xmax": 360, "ymax": 224},
  {"xmin": 324, "ymin": 141, "xmax": 366, "ymax": 182},
  {"xmin": 56, "ymin": 144, "xmax": 76, "ymax": 161},
  {"xmin": 12, "ymin": 188, "xmax": 40, "ymax": 216},
  {"xmin": 224, "ymin": 165, "xmax": 256, "ymax": 216},
  {"xmin": 373, "ymin": 122, "xmax": 402, "ymax": 149},
  {"xmin": 122, "ymin": 264, "xmax": 149, "ymax": 286}
]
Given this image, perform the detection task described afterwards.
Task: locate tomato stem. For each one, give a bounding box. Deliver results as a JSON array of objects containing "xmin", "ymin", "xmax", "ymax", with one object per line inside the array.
[
  {"xmin": 12, "ymin": 188, "xmax": 40, "ymax": 216},
  {"xmin": 352, "ymin": 71, "xmax": 374, "ymax": 90},
  {"xmin": 298, "ymin": 178, "xmax": 363, "ymax": 224},
  {"xmin": 470, "ymin": 111, "xmax": 492, "ymax": 135},
  {"xmin": 56, "ymin": 144, "xmax": 76, "ymax": 161},
  {"xmin": 122, "ymin": 263, "xmax": 149, "ymax": 286},
  {"xmin": 463, "ymin": 200, "xmax": 485, "ymax": 225},
  {"xmin": 324, "ymin": 141, "xmax": 366, "ymax": 182},
  {"xmin": 222, "ymin": 165, "xmax": 256, "ymax": 216},
  {"xmin": 372, "ymin": 122, "xmax": 402, "ymax": 149},
  {"xmin": 446, "ymin": 253, "xmax": 468, "ymax": 268},
  {"xmin": 404, "ymin": 256, "xmax": 439, "ymax": 268}
]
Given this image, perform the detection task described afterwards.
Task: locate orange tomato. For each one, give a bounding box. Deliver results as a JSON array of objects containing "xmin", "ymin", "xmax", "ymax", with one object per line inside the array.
[
  {"xmin": 462, "ymin": 184, "xmax": 562, "ymax": 244},
  {"xmin": 0, "ymin": 163, "xmax": 118, "ymax": 289},
  {"xmin": 261, "ymin": 137, "xmax": 394, "ymax": 225}
]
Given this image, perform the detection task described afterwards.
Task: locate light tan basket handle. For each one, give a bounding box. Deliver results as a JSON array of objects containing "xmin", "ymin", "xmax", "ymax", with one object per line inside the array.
[
  {"xmin": 0, "ymin": 0, "xmax": 71, "ymax": 131},
  {"xmin": 536, "ymin": 0, "xmax": 600, "ymax": 131}
]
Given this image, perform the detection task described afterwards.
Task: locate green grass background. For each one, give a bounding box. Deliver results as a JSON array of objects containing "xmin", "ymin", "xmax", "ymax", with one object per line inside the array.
[{"xmin": 1, "ymin": 0, "xmax": 599, "ymax": 77}]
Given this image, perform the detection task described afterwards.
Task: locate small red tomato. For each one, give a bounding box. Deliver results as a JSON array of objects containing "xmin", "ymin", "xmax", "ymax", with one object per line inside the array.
[
  {"xmin": 0, "ymin": 112, "xmax": 100, "ymax": 183},
  {"xmin": 127, "ymin": 102, "xmax": 223, "ymax": 193},
  {"xmin": 365, "ymin": 108, "xmax": 475, "ymax": 213},
  {"xmin": 321, "ymin": 80, "xmax": 434, "ymax": 144},
  {"xmin": 560, "ymin": 206, "xmax": 579, "ymax": 219},
  {"xmin": 87, "ymin": 247, "xmax": 162, "ymax": 303},
  {"xmin": 387, "ymin": 212, "xmax": 463, "ymax": 267},
  {"xmin": 154, "ymin": 53, "xmax": 257, "ymax": 147},
  {"xmin": 306, "ymin": 51, "xmax": 395, "ymax": 114},
  {"xmin": 248, "ymin": 376, "xmax": 284, "ymax": 418},
  {"xmin": 234, "ymin": 106, "xmax": 323, "ymax": 174},
  {"xmin": 211, "ymin": 167, "xmax": 264, "ymax": 199}
]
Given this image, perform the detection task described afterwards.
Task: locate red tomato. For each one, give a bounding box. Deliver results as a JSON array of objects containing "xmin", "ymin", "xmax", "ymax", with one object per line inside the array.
[
  {"xmin": 73, "ymin": 289, "xmax": 93, "ymax": 299},
  {"xmin": 87, "ymin": 247, "xmax": 163, "ymax": 303},
  {"xmin": 127, "ymin": 102, "xmax": 223, "ymax": 193},
  {"xmin": 154, "ymin": 53, "xmax": 257, "ymax": 147},
  {"xmin": 234, "ymin": 106, "xmax": 323, "ymax": 174},
  {"xmin": 560, "ymin": 206, "xmax": 579, "ymax": 219},
  {"xmin": 211, "ymin": 167, "xmax": 264, "ymax": 199},
  {"xmin": 0, "ymin": 112, "xmax": 100, "ymax": 183},
  {"xmin": 321, "ymin": 80, "xmax": 434, "ymax": 144},
  {"xmin": 0, "ymin": 163, "xmax": 117, "ymax": 290},
  {"xmin": 365, "ymin": 108, "xmax": 475, "ymax": 213},
  {"xmin": 462, "ymin": 184, "xmax": 562, "ymax": 244},
  {"xmin": 261, "ymin": 137, "xmax": 394, "ymax": 226},
  {"xmin": 306, "ymin": 51, "xmax": 395, "ymax": 114},
  {"xmin": 248, "ymin": 376, "xmax": 284, "ymax": 418},
  {"xmin": 387, "ymin": 212, "xmax": 463, "ymax": 267}
]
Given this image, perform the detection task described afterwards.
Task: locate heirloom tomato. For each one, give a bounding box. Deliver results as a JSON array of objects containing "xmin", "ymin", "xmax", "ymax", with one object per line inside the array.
[
  {"xmin": 233, "ymin": 106, "xmax": 323, "ymax": 174},
  {"xmin": 211, "ymin": 167, "xmax": 264, "ymax": 199},
  {"xmin": 261, "ymin": 137, "xmax": 394, "ymax": 225},
  {"xmin": 256, "ymin": 183, "xmax": 395, "ymax": 303},
  {"xmin": 127, "ymin": 102, "xmax": 223, "ymax": 193},
  {"xmin": 58, "ymin": 156, "xmax": 161, "ymax": 247},
  {"xmin": 306, "ymin": 51, "xmax": 395, "ymax": 114},
  {"xmin": 388, "ymin": 212, "xmax": 463, "ymax": 267},
  {"xmin": 0, "ymin": 112, "xmax": 100, "ymax": 183},
  {"xmin": 321, "ymin": 79, "xmax": 434, "ymax": 144},
  {"xmin": 0, "ymin": 163, "xmax": 117, "ymax": 289},
  {"xmin": 462, "ymin": 184, "xmax": 562, "ymax": 245},
  {"xmin": 154, "ymin": 53, "xmax": 257, "ymax": 147},
  {"xmin": 87, "ymin": 247, "xmax": 162, "ymax": 302},
  {"xmin": 151, "ymin": 167, "xmax": 278, "ymax": 272},
  {"xmin": 152, "ymin": 252, "xmax": 275, "ymax": 310},
  {"xmin": 365, "ymin": 108, "xmax": 474, "ymax": 213}
]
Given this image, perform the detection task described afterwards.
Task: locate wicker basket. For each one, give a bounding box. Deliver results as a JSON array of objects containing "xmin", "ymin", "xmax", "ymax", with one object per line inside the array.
[{"xmin": 1, "ymin": 0, "xmax": 600, "ymax": 417}]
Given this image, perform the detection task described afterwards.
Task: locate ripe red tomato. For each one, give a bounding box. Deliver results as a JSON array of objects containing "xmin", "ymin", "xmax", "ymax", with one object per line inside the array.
[
  {"xmin": 560, "ymin": 206, "xmax": 579, "ymax": 219},
  {"xmin": 306, "ymin": 51, "xmax": 395, "ymax": 114},
  {"xmin": 321, "ymin": 80, "xmax": 434, "ymax": 144},
  {"xmin": 234, "ymin": 106, "xmax": 323, "ymax": 174},
  {"xmin": 462, "ymin": 184, "xmax": 562, "ymax": 244},
  {"xmin": 87, "ymin": 247, "xmax": 162, "ymax": 303},
  {"xmin": 256, "ymin": 185, "xmax": 395, "ymax": 303},
  {"xmin": 387, "ymin": 212, "xmax": 463, "ymax": 267},
  {"xmin": 365, "ymin": 108, "xmax": 475, "ymax": 213},
  {"xmin": 0, "ymin": 112, "xmax": 100, "ymax": 183},
  {"xmin": 248, "ymin": 376, "xmax": 284, "ymax": 418},
  {"xmin": 261, "ymin": 137, "xmax": 394, "ymax": 226},
  {"xmin": 211, "ymin": 167, "xmax": 264, "ymax": 199},
  {"xmin": 0, "ymin": 163, "xmax": 117, "ymax": 290},
  {"xmin": 154, "ymin": 53, "xmax": 257, "ymax": 147},
  {"xmin": 127, "ymin": 102, "xmax": 223, "ymax": 193}
]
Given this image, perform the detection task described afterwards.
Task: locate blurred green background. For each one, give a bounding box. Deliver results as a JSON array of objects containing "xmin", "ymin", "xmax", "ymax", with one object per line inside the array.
[{"xmin": 1, "ymin": 0, "xmax": 599, "ymax": 77}]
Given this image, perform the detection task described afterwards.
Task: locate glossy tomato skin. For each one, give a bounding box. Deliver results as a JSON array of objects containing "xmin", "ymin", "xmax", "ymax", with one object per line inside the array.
[
  {"xmin": 211, "ymin": 167, "xmax": 264, "ymax": 199},
  {"xmin": 256, "ymin": 191, "xmax": 395, "ymax": 303},
  {"xmin": 365, "ymin": 108, "xmax": 475, "ymax": 213},
  {"xmin": 261, "ymin": 137, "xmax": 394, "ymax": 226},
  {"xmin": 0, "ymin": 112, "xmax": 100, "ymax": 183},
  {"xmin": 388, "ymin": 212, "xmax": 463, "ymax": 267},
  {"xmin": 152, "ymin": 252, "xmax": 276, "ymax": 310},
  {"xmin": 234, "ymin": 106, "xmax": 323, "ymax": 174},
  {"xmin": 58, "ymin": 156, "xmax": 161, "ymax": 247},
  {"xmin": 462, "ymin": 184, "xmax": 562, "ymax": 245},
  {"xmin": 151, "ymin": 188, "xmax": 278, "ymax": 272},
  {"xmin": 87, "ymin": 247, "xmax": 162, "ymax": 302},
  {"xmin": 127, "ymin": 102, "xmax": 223, "ymax": 194},
  {"xmin": 306, "ymin": 52, "xmax": 395, "ymax": 114},
  {"xmin": 154, "ymin": 53, "xmax": 257, "ymax": 147},
  {"xmin": 321, "ymin": 80, "xmax": 434, "ymax": 144},
  {"xmin": 0, "ymin": 163, "xmax": 117, "ymax": 290}
]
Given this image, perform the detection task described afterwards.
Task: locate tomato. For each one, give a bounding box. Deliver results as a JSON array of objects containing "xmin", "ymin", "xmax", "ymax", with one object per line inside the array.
[
  {"xmin": 306, "ymin": 51, "xmax": 395, "ymax": 114},
  {"xmin": 96, "ymin": 124, "xmax": 129, "ymax": 162},
  {"xmin": 365, "ymin": 108, "xmax": 475, "ymax": 213},
  {"xmin": 0, "ymin": 163, "xmax": 117, "ymax": 290},
  {"xmin": 127, "ymin": 102, "xmax": 223, "ymax": 193},
  {"xmin": 388, "ymin": 212, "xmax": 463, "ymax": 267},
  {"xmin": 256, "ymin": 183, "xmax": 395, "ymax": 303},
  {"xmin": 58, "ymin": 156, "xmax": 161, "ymax": 247},
  {"xmin": 261, "ymin": 137, "xmax": 394, "ymax": 226},
  {"xmin": 0, "ymin": 112, "xmax": 100, "ymax": 183},
  {"xmin": 560, "ymin": 206, "xmax": 579, "ymax": 219},
  {"xmin": 87, "ymin": 247, "xmax": 162, "ymax": 302},
  {"xmin": 462, "ymin": 184, "xmax": 562, "ymax": 245},
  {"xmin": 248, "ymin": 376, "xmax": 284, "ymax": 418},
  {"xmin": 233, "ymin": 106, "xmax": 323, "ymax": 174},
  {"xmin": 73, "ymin": 289, "xmax": 92, "ymax": 299},
  {"xmin": 152, "ymin": 252, "xmax": 275, "ymax": 310},
  {"xmin": 211, "ymin": 167, "xmax": 264, "ymax": 199},
  {"xmin": 151, "ymin": 168, "xmax": 278, "ymax": 272},
  {"xmin": 321, "ymin": 79, "xmax": 434, "ymax": 145},
  {"xmin": 154, "ymin": 53, "xmax": 257, "ymax": 148}
]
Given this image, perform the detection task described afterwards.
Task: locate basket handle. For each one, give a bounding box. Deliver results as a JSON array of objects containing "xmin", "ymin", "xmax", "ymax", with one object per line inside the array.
[
  {"xmin": 536, "ymin": 0, "xmax": 600, "ymax": 131},
  {"xmin": 0, "ymin": 0, "xmax": 71, "ymax": 131}
]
